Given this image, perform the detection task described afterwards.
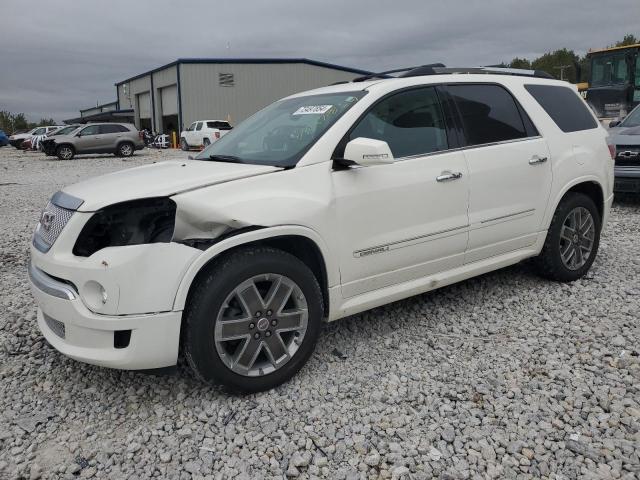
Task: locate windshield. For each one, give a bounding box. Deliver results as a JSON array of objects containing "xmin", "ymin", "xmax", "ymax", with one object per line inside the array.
[
  {"xmin": 53, "ymin": 125, "xmax": 80, "ymax": 136},
  {"xmin": 194, "ymin": 91, "xmax": 366, "ymax": 167},
  {"xmin": 620, "ymin": 104, "xmax": 640, "ymax": 127},
  {"xmin": 591, "ymin": 53, "xmax": 629, "ymax": 86}
]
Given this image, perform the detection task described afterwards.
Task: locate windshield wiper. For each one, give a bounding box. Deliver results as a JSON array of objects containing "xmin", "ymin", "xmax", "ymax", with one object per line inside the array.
[{"xmin": 207, "ymin": 154, "xmax": 245, "ymax": 164}]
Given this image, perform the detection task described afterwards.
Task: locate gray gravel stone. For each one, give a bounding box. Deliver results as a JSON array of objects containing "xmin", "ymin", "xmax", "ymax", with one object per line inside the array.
[{"xmin": 0, "ymin": 148, "xmax": 639, "ymax": 479}]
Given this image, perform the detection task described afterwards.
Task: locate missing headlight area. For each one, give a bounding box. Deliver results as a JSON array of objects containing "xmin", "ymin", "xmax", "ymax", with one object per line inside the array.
[{"xmin": 73, "ymin": 197, "xmax": 177, "ymax": 257}]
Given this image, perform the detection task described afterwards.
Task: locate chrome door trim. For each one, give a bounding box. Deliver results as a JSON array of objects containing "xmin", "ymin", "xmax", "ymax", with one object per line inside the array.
[
  {"xmin": 480, "ymin": 208, "xmax": 535, "ymax": 224},
  {"xmin": 354, "ymin": 224, "xmax": 469, "ymax": 258}
]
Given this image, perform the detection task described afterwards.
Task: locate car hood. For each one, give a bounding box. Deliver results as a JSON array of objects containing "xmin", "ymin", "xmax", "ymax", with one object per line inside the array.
[
  {"xmin": 46, "ymin": 134, "xmax": 73, "ymax": 142},
  {"xmin": 62, "ymin": 159, "xmax": 282, "ymax": 212},
  {"xmin": 9, "ymin": 132, "xmax": 33, "ymax": 140},
  {"xmin": 609, "ymin": 126, "xmax": 640, "ymax": 145}
]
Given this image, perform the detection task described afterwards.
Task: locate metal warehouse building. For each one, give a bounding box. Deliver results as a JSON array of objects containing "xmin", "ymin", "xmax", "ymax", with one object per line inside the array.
[{"xmin": 115, "ymin": 58, "xmax": 370, "ymax": 135}]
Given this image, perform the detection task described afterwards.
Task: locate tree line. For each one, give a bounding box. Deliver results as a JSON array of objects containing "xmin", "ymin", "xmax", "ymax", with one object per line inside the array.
[
  {"xmin": 0, "ymin": 111, "xmax": 57, "ymax": 135},
  {"xmin": 506, "ymin": 34, "xmax": 638, "ymax": 83}
]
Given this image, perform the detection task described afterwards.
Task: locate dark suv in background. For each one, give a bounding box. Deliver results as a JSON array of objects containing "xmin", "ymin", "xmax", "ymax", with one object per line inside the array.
[
  {"xmin": 41, "ymin": 123, "xmax": 144, "ymax": 160},
  {"xmin": 609, "ymin": 104, "xmax": 640, "ymax": 193}
]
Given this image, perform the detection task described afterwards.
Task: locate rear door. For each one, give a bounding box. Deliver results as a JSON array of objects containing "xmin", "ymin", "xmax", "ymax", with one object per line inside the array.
[
  {"xmin": 99, "ymin": 124, "xmax": 129, "ymax": 150},
  {"xmin": 446, "ymin": 84, "xmax": 552, "ymax": 263}
]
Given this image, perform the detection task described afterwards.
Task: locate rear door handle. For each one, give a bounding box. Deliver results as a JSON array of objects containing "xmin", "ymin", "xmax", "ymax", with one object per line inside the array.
[
  {"xmin": 436, "ymin": 171, "xmax": 463, "ymax": 182},
  {"xmin": 529, "ymin": 155, "xmax": 548, "ymax": 165}
]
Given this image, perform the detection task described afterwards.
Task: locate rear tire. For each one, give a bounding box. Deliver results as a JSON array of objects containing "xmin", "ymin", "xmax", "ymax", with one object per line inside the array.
[
  {"xmin": 56, "ymin": 145, "xmax": 74, "ymax": 160},
  {"xmin": 183, "ymin": 247, "xmax": 323, "ymax": 392},
  {"xmin": 116, "ymin": 142, "xmax": 134, "ymax": 157},
  {"xmin": 180, "ymin": 138, "xmax": 188, "ymax": 151},
  {"xmin": 533, "ymin": 192, "xmax": 601, "ymax": 282}
]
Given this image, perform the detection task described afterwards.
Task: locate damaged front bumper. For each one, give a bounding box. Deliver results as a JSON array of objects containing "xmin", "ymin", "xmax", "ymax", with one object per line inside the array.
[{"xmin": 29, "ymin": 260, "xmax": 183, "ymax": 369}]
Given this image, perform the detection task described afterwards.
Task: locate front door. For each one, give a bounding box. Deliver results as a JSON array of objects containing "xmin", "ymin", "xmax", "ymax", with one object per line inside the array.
[
  {"xmin": 74, "ymin": 124, "xmax": 103, "ymax": 153},
  {"xmin": 446, "ymin": 84, "xmax": 552, "ymax": 263},
  {"xmin": 331, "ymin": 86, "xmax": 470, "ymax": 298}
]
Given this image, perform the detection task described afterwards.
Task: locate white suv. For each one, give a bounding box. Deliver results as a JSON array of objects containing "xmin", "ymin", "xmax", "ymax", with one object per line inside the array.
[
  {"xmin": 180, "ymin": 120, "xmax": 232, "ymax": 150},
  {"xmin": 29, "ymin": 66, "xmax": 614, "ymax": 392}
]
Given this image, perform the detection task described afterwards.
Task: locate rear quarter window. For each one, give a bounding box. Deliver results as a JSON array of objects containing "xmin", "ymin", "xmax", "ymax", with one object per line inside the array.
[
  {"xmin": 524, "ymin": 84, "xmax": 598, "ymax": 132},
  {"xmin": 448, "ymin": 84, "xmax": 530, "ymax": 146}
]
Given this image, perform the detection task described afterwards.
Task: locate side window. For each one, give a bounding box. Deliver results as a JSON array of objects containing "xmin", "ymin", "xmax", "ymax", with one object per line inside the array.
[
  {"xmin": 32, "ymin": 128, "xmax": 46, "ymax": 135},
  {"xmin": 99, "ymin": 124, "xmax": 117, "ymax": 134},
  {"xmin": 524, "ymin": 84, "xmax": 598, "ymax": 132},
  {"xmin": 448, "ymin": 84, "xmax": 528, "ymax": 146},
  {"xmin": 195, "ymin": 122, "xmax": 203, "ymax": 131},
  {"xmin": 99, "ymin": 124, "xmax": 128, "ymax": 134},
  {"xmin": 187, "ymin": 123, "xmax": 196, "ymax": 131},
  {"xmin": 349, "ymin": 87, "xmax": 448, "ymax": 158},
  {"xmin": 79, "ymin": 125, "xmax": 100, "ymax": 136}
]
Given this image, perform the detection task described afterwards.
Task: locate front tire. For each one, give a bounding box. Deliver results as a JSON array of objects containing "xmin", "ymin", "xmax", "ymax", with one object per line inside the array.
[
  {"xmin": 203, "ymin": 138, "xmax": 211, "ymax": 147},
  {"xmin": 180, "ymin": 138, "xmax": 188, "ymax": 151},
  {"xmin": 56, "ymin": 145, "xmax": 74, "ymax": 160},
  {"xmin": 534, "ymin": 192, "xmax": 601, "ymax": 282},
  {"xmin": 183, "ymin": 247, "xmax": 323, "ymax": 392}
]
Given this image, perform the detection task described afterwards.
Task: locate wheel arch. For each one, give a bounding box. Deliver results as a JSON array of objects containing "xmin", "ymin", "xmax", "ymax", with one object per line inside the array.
[
  {"xmin": 56, "ymin": 142, "xmax": 75, "ymax": 152},
  {"xmin": 116, "ymin": 139, "xmax": 134, "ymax": 150},
  {"xmin": 173, "ymin": 226, "xmax": 335, "ymax": 317},
  {"xmin": 546, "ymin": 177, "xmax": 605, "ymax": 229}
]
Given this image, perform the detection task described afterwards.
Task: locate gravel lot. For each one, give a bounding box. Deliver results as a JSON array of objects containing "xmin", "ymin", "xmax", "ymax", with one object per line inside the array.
[{"xmin": 0, "ymin": 146, "xmax": 638, "ymax": 480}]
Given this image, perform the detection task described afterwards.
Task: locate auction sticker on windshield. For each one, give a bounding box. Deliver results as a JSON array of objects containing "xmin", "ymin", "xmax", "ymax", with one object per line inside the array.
[{"xmin": 293, "ymin": 105, "xmax": 334, "ymax": 115}]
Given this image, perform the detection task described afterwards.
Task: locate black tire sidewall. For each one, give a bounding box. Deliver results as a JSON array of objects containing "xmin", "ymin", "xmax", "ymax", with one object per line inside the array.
[
  {"xmin": 180, "ymin": 138, "xmax": 188, "ymax": 151},
  {"xmin": 203, "ymin": 138, "xmax": 210, "ymax": 147},
  {"xmin": 56, "ymin": 145, "xmax": 74, "ymax": 160},
  {"xmin": 117, "ymin": 142, "xmax": 134, "ymax": 157},
  {"xmin": 544, "ymin": 193, "xmax": 601, "ymax": 281},
  {"xmin": 184, "ymin": 248, "xmax": 323, "ymax": 392}
]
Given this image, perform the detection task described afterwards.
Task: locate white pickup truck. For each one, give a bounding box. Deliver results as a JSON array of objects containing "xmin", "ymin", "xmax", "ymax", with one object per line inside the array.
[{"xmin": 180, "ymin": 120, "xmax": 232, "ymax": 150}]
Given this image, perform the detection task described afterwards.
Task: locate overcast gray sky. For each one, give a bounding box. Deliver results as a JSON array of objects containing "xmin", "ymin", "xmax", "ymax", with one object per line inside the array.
[{"xmin": 1, "ymin": 0, "xmax": 637, "ymax": 122}]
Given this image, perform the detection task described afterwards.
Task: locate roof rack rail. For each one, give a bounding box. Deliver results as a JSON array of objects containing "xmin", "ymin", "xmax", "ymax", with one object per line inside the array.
[
  {"xmin": 339, "ymin": 64, "xmax": 554, "ymax": 87},
  {"xmin": 352, "ymin": 63, "xmax": 445, "ymax": 82},
  {"xmin": 400, "ymin": 65, "xmax": 554, "ymax": 79}
]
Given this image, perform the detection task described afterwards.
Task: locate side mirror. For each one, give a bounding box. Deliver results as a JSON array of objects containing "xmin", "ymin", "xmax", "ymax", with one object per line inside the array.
[
  {"xmin": 608, "ymin": 120, "xmax": 620, "ymax": 128},
  {"xmin": 342, "ymin": 137, "xmax": 395, "ymax": 167}
]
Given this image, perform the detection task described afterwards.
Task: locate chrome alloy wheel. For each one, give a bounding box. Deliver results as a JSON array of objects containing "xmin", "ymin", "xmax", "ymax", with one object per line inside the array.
[
  {"xmin": 120, "ymin": 143, "xmax": 133, "ymax": 156},
  {"xmin": 214, "ymin": 274, "xmax": 308, "ymax": 377},
  {"xmin": 58, "ymin": 146, "xmax": 73, "ymax": 160},
  {"xmin": 559, "ymin": 206, "xmax": 595, "ymax": 270}
]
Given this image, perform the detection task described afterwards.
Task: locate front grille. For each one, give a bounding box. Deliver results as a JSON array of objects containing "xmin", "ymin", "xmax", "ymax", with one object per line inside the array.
[
  {"xmin": 43, "ymin": 313, "xmax": 65, "ymax": 339},
  {"xmin": 33, "ymin": 201, "xmax": 74, "ymax": 252},
  {"xmin": 615, "ymin": 145, "xmax": 640, "ymax": 167}
]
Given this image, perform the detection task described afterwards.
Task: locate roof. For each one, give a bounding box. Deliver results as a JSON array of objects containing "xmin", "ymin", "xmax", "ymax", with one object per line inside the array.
[
  {"xmin": 79, "ymin": 101, "xmax": 118, "ymax": 114},
  {"xmin": 289, "ymin": 72, "xmax": 570, "ymax": 100},
  {"xmin": 588, "ymin": 43, "xmax": 640, "ymax": 55},
  {"xmin": 64, "ymin": 109, "xmax": 134, "ymax": 125},
  {"xmin": 115, "ymin": 58, "xmax": 372, "ymax": 85}
]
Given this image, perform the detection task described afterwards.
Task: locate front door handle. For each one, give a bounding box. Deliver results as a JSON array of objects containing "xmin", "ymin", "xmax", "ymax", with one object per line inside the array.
[
  {"xmin": 436, "ymin": 171, "xmax": 463, "ymax": 182},
  {"xmin": 529, "ymin": 155, "xmax": 548, "ymax": 165}
]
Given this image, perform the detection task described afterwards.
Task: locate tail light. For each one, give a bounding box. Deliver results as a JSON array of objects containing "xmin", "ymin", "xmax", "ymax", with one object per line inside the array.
[
  {"xmin": 214, "ymin": 132, "xmax": 220, "ymax": 139},
  {"xmin": 607, "ymin": 144, "xmax": 616, "ymax": 160}
]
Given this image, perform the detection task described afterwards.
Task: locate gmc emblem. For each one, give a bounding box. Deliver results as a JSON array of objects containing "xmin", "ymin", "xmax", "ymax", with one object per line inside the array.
[{"xmin": 40, "ymin": 211, "xmax": 55, "ymax": 232}]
